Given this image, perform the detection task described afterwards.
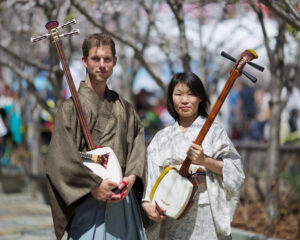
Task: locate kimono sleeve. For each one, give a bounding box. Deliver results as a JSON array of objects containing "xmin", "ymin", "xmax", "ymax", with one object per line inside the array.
[
  {"xmin": 45, "ymin": 101, "xmax": 101, "ymax": 207},
  {"xmin": 205, "ymin": 123, "xmax": 245, "ymax": 236},
  {"xmin": 212, "ymin": 125, "xmax": 245, "ymax": 197},
  {"xmin": 142, "ymin": 134, "xmax": 162, "ymax": 202},
  {"xmin": 124, "ymin": 104, "xmax": 146, "ymax": 180}
]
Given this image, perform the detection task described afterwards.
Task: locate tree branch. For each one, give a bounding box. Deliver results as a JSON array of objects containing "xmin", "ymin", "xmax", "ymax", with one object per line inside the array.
[
  {"xmin": 140, "ymin": 1, "xmax": 176, "ymax": 77},
  {"xmin": 0, "ymin": 43, "xmax": 50, "ymax": 71},
  {"xmin": 251, "ymin": 1, "xmax": 275, "ymax": 68},
  {"xmin": 166, "ymin": 0, "xmax": 191, "ymax": 71},
  {"xmin": 285, "ymin": 0, "xmax": 300, "ymax": 21},
  {"xmin": 0, "ymin": 58, "xmax": 55, "ymax": 117},
  {"xmin": 259, "ymin": 0, "xmax": 300, "ymax": 30},
  {"xmin": 70, "ymin": 0, "xmax": 166, "ymax": 92}
]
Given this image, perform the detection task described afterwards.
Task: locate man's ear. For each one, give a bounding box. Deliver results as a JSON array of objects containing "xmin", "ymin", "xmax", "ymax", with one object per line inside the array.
[
  {"xmin": 113, "ymin": 56, "xmax": 117, "ymax": 66},
  {"xmin": 82, "ymin": 56, "xmax": 87, "ymax": 68}
]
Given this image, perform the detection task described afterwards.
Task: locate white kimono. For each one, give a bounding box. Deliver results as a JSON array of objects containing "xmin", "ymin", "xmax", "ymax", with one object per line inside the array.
[{"xmin": 143, "ymin": 116, "xmax": 245, "ymax": 240}]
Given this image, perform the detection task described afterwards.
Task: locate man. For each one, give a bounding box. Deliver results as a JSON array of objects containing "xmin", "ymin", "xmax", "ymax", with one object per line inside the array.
[{"xmin": 46, "ymin": 33, "xmax": 146, "ymax": 240}]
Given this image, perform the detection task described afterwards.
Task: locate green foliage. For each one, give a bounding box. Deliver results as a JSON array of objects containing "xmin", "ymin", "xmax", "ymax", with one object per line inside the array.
[
  {"xmin": 65, "ymin": 14, "xmax": 75, "ymax": 21},
  {"xmin": 287, "ymin": 24, "xmax": 298, "ymax": 38},
  {"xmin": 280, "ymin": 207, "xmax": 288, "ymax": 216},
  {"xmin": 280, "ymin": 169, "xmax": 300, "ymax": 199}
]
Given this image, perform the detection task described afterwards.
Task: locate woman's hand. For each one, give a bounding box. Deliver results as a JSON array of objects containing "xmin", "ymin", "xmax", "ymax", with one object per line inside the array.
[
  {"xmin": 187, "ymin": 143, "xmax": 224, "ymax": 175},
  {"xmin": 187, "ymin": 143, "xmax": 205, "ymax": 165},
  {"xmin": 142, "ymin": 201, "xmax": 167, "ymax": 222}
]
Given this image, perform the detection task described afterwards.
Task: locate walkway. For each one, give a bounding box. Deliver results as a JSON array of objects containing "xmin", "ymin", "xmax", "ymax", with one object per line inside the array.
[
  {"xmin": 0, "ymin": 191, "xmax": 281, "ymax": 240},
  {"xmin": 0, "ymin": 192, "xmax": 66, "ymax": 240}
]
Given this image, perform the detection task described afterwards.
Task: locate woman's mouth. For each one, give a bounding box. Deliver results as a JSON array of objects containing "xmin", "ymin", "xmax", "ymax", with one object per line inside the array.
[{"xmin": 180, "ymin": 107, "xmax": 190, "ymax": 111}]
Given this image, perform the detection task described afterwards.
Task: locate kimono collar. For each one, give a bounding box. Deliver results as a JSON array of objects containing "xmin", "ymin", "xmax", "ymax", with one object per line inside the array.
[
  {"xmin": 78, "ymin": 81, "xmax": 115, "ymax": 114},
  {"xmin": 172, "ymin": 115, "xmax": 205, "ymax": 136}
]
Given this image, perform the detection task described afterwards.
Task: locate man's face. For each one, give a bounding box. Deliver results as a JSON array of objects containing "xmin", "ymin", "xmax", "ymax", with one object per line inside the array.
[{"xmin": 82, "ymin": 45, "xmax": 117, "ymax": 83}]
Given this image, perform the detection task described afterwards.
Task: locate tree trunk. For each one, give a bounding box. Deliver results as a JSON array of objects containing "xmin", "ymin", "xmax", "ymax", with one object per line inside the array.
[
  {"xmin": 265, "ymin": 72, "xmax": 281, "ymax": 227},
  {"xmin": 30, "ymin": 107, "xmax": 41, "ymax": 176},
  {"xmin": 264, "ymin": 19, "xmax": 286, "ymax": 229}
]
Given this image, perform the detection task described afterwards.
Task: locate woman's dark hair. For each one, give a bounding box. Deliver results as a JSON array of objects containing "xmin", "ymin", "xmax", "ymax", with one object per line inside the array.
[{"xmin": 167, "ymin": 72, "xmax": 210, "ymax": 120}]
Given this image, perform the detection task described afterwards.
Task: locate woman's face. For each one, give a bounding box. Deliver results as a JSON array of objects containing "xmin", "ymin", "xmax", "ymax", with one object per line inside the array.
[{"xmin": 172, "ymin": 82, "xmax": 202, "ymax": 122}]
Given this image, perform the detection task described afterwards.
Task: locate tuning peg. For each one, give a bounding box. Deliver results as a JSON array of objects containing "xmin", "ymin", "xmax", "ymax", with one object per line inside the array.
[
  {"xmin": 247, "ymin": 61, "xmax": 264, "ymax": 72},
  {"xmin": 59, "ymin": 19, "xmax": 77, "ymax": 29},
  {"xmin": 59, "ymin": 29, "xmax": 80, "ymax": 39},
  {"xmin": 221, "ymin": 51, "xmax": 236, "ymax": 62},
  {"xmin": 31, "ymin": 33, "xmax": 51, "ymax": 43},
  {"xmin": 221, "ymin": 51, "xmax": 264, "ymax": 72},
  {"xmin": 241, "ymin": 70, "xmax": 257, "ymax": 83}
]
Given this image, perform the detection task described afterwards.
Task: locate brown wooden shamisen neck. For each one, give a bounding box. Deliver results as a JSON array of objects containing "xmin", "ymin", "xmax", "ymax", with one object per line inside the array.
[
  {"xmin": 31, "ymin": 20, "xmax": 95, "ymax": 151},
  {"xmin": 178, "ymin": 50, "xmax": 258, "ymax": 177}
]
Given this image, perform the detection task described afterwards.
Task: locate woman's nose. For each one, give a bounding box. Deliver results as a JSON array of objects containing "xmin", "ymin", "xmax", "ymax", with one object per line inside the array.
[{"xmin": 181, "ymin": 95, "xmax": 188, "ymax": 103}]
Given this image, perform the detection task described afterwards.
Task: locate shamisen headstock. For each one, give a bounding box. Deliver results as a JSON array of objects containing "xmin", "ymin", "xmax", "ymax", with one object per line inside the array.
[
  {"xmin": 31, "ymin": 19, "xmax": 79, "ymax": 43},
  {"xmin": 243, "ymin": 49, "xmax": 258, "ymax": 60},
  {"xmin": 222, "ymin": 49, "xmax": 264, "ymax": 83},
  {"xmin": 232, "ymin": 49, "xmax": 257, "ymax": 74}
]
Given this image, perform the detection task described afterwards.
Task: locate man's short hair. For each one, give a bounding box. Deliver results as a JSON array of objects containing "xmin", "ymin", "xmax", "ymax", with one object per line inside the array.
[{"xmin": 82, "ymin": 33, "xmax": 116, "ymax": 58}]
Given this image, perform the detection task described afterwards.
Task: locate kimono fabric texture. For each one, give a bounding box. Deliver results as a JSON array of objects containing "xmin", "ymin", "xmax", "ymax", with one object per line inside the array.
[
  {"xmin": 45, "ymin": 82, "xmax": 146, "ymax": 240},
  {"xmin": 68, "ymin": 191, "xmax": 145, "ymax": 240},
  {"xmin": 143, "ymin": 116, "xmax": 245, "ymax": 240}
]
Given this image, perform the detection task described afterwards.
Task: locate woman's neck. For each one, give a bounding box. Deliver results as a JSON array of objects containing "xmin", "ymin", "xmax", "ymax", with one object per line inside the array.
[{"xmin": 178, "ymin": 116, "xmax": 198, "ymax": 133}]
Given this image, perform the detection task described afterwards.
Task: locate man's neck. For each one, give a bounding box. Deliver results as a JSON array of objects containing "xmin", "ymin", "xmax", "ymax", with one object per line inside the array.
[{"xmin": 86, "ymin": 77, "xmax": 107, "ymax": 101}]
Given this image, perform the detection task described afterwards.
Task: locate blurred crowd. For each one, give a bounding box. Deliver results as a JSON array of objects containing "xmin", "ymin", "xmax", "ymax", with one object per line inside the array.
[
  {"xmin": 225, "ymin": 81, "xmax": 270, "ymax": 142},
  {"xmin": 0, "ymin": 82, "xmax": 25, "ymax": 170}
]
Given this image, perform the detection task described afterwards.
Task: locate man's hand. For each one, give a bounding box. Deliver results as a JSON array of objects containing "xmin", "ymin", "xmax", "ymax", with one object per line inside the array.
[
  {"xmin": 91, "ymin": 179, "xmax": 119, "ymax": 202},
  {"xmin": 142, "ymin": 201, "xmax": 166, "ymax": 222},
  {"xmin": 110, "ymin": 174, "xmax": 136, "ymax": 203}
]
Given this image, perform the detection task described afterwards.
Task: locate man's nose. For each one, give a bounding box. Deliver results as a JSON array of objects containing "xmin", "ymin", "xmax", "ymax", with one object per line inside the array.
[{"xmin": 98, "ymin": 59, "xmax": 105, "ymax": 67}]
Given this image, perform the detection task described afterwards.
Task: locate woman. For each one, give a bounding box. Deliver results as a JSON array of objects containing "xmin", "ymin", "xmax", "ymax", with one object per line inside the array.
[{"xmin": 142, "ymin": 72, "xmax": 245, "ymax": 240}]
